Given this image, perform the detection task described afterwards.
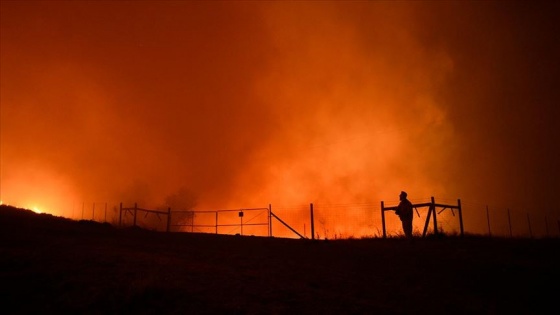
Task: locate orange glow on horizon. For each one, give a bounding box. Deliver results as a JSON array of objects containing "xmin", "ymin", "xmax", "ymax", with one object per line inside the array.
[{"xmin": 1, "ymin": 164, "xmax": 78, "ymax": 218}]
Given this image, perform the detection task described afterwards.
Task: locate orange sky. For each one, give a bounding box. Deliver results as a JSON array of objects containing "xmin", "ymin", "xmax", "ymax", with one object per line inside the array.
[{"xmin": 1, "ymin": 1, "xmax": 559, "ymax": 237}]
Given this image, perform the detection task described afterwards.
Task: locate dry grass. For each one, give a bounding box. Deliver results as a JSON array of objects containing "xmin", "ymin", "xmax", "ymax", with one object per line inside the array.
[{"xmin": 1, "ymin": 204, "xmax": 558, "ymax": 314}]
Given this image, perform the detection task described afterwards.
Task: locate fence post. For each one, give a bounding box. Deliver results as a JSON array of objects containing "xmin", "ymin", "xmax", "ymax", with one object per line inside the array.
[
  {"xmin": 458, "ymin": 199, "xmax": 464, "ymax": 237},
  {"xmin": 166, "ymin": 207, "xmax": 171, "ymax": 232},
  {"xmin": 381, "ymin": 201, "xmax": 387, "ymax": 239},
  {"xmin": 423, "ymin": 203, "xmax": 433, "ymax": 237},
  {"xmin": 431, "ymin": 197, "xmax": 438, "ymax": 235},
  {"xmin": 239, "ymin": 210, "xmax": 244, "ymax": 236},
  {"xmin": 269, "ymin": 204, "xmax": 272, "ymax": 237},
  {"xmin": 310, "ymin": 203, "xmax": 315, "ymax": 240},
  {"xmin": 119, "ymin": 202, "xmax": 122, "ymax": 226}
]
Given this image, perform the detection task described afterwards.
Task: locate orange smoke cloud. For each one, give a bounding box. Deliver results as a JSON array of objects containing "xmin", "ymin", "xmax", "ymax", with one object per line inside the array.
[{"xmin": 1, "ymin": 1, "xmax": 558, "ymax": 237}]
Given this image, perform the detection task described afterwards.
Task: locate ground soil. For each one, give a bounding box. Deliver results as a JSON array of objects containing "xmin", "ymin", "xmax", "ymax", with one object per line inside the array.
[{"xmin": 1, "ymin": 204, "xmax": 558, "ymax": 314}]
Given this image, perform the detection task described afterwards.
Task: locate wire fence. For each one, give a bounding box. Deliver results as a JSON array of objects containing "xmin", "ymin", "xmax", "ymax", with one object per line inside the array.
[{"xmin": 62, "ymin": 199, "xmax": 560, "ymax": 239}]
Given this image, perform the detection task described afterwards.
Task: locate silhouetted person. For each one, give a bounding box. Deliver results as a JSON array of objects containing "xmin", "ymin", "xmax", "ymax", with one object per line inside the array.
[{"xmin": 395, "ymin": 191, "xmax": 413, "ymax": 238}]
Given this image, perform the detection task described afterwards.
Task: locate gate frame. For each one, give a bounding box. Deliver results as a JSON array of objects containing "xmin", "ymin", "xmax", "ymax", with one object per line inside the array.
[
  {"xmin": 381, "ymin": 196, "xmax": 463, "ymax": 238},
  {"xmin": 119, "ymin": 203, "xmax": 171, "ymax": 231},
  {"xmin": 170, "ymin": 207, "xmax": 270, "ymax": 236}
]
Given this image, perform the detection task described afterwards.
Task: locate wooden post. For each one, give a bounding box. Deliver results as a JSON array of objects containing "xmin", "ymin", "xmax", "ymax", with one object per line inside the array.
[
  {"xmin": 239, "ymin": 210, "xmax": 244, "ymax": 236},
  {"xmin": 423, "ymin": 205, "xmax": 433, "ymax": 237},
  {"xmin": 527, "ymin": 212, "xmax": 532, "ymax": 238},
  {"xmin": 431, "ymin": 196, "xmax": 438, "ymax": 235},
  {"xmin": 268, "ymin": 204, "xmax": 272, "ymax": 237},
  {"xmin": 119, "ymin": 202, "xmax": 122, "ymax": 226},
  {"xmin": 310, "ymin": 203, "xmax": 315, "ymax": 240},
  {"xmin": 133, "ymin": 203, "xmax": 137, "ymax": 227},
  {"xmin": 166, "ymin": 207, "xmax": 171, "ymax": 232},
  {"xmin": 458, "ymin": 199, "xmax": 464, "ymax": 237},
  {"xmin": 507, "ymin": 208, "xmax": 512, "ymax": 237},
  {"xmin": 381, "ymin": 201, "xmax": 387, "ymax": 239},
  {"xmin": 486, "ymin": 205, "xmax": 491, "ymax": 236}
]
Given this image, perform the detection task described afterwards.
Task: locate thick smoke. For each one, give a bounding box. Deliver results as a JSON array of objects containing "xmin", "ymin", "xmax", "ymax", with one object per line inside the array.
[{"xmin": 1, "ymin": 1, "xmax": 558, "ymax": 235}]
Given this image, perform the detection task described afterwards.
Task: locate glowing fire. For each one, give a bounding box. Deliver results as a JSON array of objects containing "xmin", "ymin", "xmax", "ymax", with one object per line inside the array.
[{"xmin": 1, "ymin": 165, "xmax": 78, "ymax": 218}]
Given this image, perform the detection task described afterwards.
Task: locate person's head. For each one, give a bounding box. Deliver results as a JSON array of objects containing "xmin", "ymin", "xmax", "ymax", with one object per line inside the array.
[{"xmin": 399, "ymin": 191, "xmax": 407, "ymax": 200}]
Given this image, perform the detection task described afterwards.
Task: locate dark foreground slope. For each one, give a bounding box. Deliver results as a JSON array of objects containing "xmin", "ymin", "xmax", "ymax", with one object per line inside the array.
[{"xmin": 1, "ymin": 205, "xmax": 559, "ymax": 314}]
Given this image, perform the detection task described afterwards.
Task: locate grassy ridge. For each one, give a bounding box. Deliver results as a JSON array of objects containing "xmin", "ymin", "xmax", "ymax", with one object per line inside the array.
[{"xmin": 1, "ymin": 204, "xmax": 558, "ymax": 314}]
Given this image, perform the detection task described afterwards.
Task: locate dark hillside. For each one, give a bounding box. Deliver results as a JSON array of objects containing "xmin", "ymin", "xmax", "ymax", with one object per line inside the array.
[{"xmin": 1, "ymin": 204, "xmax": 559, "ymax": 314}]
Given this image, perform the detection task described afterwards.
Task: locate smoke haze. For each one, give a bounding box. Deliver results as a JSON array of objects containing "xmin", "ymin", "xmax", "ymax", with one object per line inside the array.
[{"xmin": 1, "ymin": 1, "xmax": 559, "ymax": 235}]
